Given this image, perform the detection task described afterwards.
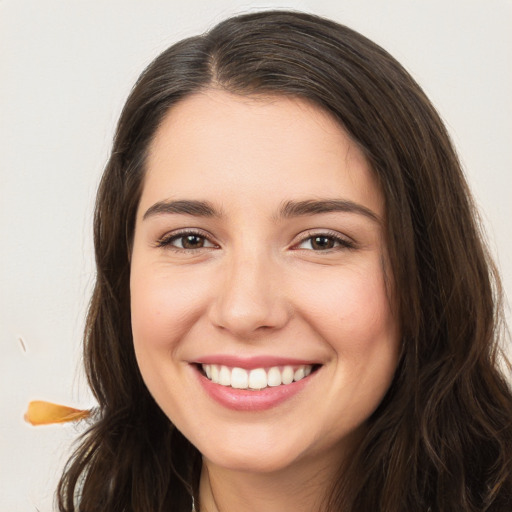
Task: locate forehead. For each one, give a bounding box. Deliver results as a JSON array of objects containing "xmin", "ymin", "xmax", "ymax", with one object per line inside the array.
[{"xmin": 141, "ymin": 89, "xmax": 383, "ymax": 218}]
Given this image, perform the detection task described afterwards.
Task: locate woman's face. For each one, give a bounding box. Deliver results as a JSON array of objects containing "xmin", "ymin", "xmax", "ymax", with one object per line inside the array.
[{"xmin": 130, "ymin": 90, "xmax": 399, "ymax": 475}]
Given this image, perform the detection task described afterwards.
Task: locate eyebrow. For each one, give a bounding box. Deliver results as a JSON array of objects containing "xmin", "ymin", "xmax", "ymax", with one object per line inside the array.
[
  {"xmin": 142, "ymin": 198, "xmax": 380, "ymax": 223},
  {"xmin": 277, "ymin": 199, "xmax": 380, "ymax": 223},
  {"xmin": 143, "ymin": 199, "xmax": 222, "ymax": 220}
]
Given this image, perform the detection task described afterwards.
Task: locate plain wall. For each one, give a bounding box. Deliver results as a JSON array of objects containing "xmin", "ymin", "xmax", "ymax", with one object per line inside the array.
[{"xmin": 1, "ymin": 0, "xmax": 510, "ymax": 510}]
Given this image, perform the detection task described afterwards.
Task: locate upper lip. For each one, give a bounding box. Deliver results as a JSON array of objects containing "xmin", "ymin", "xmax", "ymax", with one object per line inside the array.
[{"xmin": 192, "ymin": 354, "xmax": 321, "ymax": 369}]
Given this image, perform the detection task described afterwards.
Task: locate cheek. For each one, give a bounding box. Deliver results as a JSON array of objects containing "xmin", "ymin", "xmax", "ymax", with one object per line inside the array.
[
  {"xmin": 130, "ymin": 264, "xmax": 211, "ymax": 355},
  {"xmin": 299, "ymin": 263, "xmax": 395, "ymax": 345},
  {"xmin": 129, "ymin": 265, "xmax": 212, "ymax": 417},
  {"xmin": 295, "ymin": 260, "xmax": 400, "ymax": 408}
]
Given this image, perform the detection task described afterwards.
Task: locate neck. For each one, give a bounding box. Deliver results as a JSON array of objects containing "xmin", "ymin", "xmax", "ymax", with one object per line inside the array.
[{"xmin": 198, "ymin": 453, "xmax": 344, "ymax": 512}]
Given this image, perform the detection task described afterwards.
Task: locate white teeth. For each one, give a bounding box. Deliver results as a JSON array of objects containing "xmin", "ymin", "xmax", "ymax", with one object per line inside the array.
[
  {"xmin": 219, "ymin": 365, "xmax": 231, "ymax": 386},
  {"xmin": 231, "ymin": 367, "xmax": 249, "ymax": 389},
  {"xmin": 201, "ymin": 363, "xmax": 314, "ymax": 390},
  {"xmin": 248, "ymin": 368, "xmax": 267, "ymax": 389},
  {"xmin": 211, "ymin": 364, "xmax": 219, "ymax": 383},
  {"xmin": 281, "ymin": 366, "xmax": 294, "ymax": 385},
  {"xmin": 267, "ymin": 367, "xmax": 282, "ymax": 387},
  {"xmin": 294, "ymin": 367, "xmax": 305, "ymax": 381}
]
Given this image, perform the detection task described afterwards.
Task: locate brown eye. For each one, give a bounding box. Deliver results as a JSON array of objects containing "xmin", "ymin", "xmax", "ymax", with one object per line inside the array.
[
  {"xmin": 181, "ymin": 234, "xmax": 206, "ymax": 249},
  {"xmin": 310, "ymin": 236, "xmax": 335, "ymax": 250},
  {"xmin": 296, "ymin": 233, "xmax": 354, "ymax": 251},
  {"xmin": 157, "ymin": 231, "xmax": 216, "ymax": 250}
]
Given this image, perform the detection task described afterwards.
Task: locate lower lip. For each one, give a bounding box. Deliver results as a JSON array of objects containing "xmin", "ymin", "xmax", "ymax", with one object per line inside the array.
[{"xmin": 194, "ymin": 366, "xmax": 316, "ymax": 412}]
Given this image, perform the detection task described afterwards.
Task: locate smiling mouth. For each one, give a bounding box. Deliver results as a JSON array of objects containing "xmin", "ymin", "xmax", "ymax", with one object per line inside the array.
[{"xmin": 198, "ymin": 363, "xmax": 320, "ymax": 391}]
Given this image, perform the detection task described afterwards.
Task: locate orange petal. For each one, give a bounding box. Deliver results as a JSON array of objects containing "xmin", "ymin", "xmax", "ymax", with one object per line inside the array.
[{"xmin": 25, "ymin": 400, "xmax": 90, "ymax": 426}]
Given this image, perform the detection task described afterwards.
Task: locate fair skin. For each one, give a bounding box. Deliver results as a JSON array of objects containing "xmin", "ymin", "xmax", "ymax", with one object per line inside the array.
[{"xmin": 130, "ymin": 89, "xmax": 400, "ymax": 511}]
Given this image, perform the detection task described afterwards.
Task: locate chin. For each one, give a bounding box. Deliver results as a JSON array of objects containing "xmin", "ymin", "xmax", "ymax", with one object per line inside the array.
[
  {"xmin": 202, "ymin": 445, "xmax": 305, "ymax": 474},
  {"xmin": 191, "ymin": 422, "xmax": 346, "ymax": 476}
]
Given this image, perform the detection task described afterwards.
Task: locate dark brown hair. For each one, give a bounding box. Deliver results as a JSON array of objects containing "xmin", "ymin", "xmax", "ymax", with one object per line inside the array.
[{"xmin": 58, "ymin": 10, "xmax": 512, "ymax": 511}]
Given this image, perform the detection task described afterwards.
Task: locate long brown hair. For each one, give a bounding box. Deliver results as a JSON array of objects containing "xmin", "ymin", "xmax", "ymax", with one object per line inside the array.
[{"xmin": 57, "ymin": 10, "xmax": 512, "ymax": 511}]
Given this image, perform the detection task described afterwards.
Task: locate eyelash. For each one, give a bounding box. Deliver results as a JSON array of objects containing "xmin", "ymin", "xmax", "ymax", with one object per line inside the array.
[
  {"xmin": 293, "ymin": 230, "xmax": 355, "ymax": 252},
  {"xmin": 155, "ymin": 229, "xmax": 217, "ymax": 252},
  {"xmin": 155, "ymin": 229, "xmax": 355, "ymax": 252}
]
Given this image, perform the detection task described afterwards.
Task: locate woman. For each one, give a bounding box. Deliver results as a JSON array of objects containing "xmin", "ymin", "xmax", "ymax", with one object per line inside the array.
[{"xmin": 57, "ymin": 10, "xmax": 512, "ymax": 511}]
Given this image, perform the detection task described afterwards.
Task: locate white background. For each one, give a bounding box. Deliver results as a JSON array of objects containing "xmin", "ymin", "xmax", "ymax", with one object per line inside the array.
[{"xmin": 1, "ymin": 1, "xmax": 511, "ymax": 510}]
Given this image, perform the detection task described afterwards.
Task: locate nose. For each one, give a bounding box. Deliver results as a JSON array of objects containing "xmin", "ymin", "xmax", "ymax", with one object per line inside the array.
[{"xmin": 208, "ymin": 251, "xmax": 291, "ymax": 338}]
